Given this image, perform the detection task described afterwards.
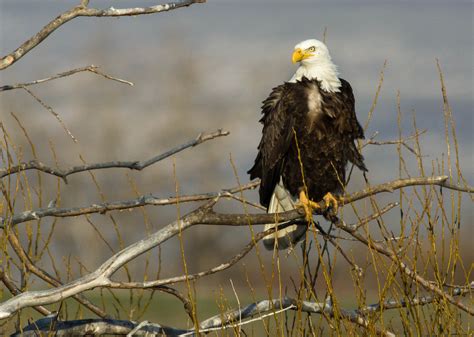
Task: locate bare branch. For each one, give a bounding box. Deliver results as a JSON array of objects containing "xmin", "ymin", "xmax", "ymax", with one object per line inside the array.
[
  {"xmin": 359, "ymin": 285, "xmax": 472, "ymax": 314},
  {"xmin": 6, "ymin": 230, "xmax": 110, "ymax": 318},
  {"xmin": 107, "ymin": 225, "xmax": 284, "ymax": 289},
  {"xmin": 22, "ymin": 86, "xmax": 78, "ymax": 142},
  {"xmin": 0, "ymin": 65, "xmax": 132, "ymax": 92},
  {"xmin": 362, "ymin": 129, "xmax": 427, "ymax": 155},
  {"xmin": 0, "ymin": 268, "xmax": 51, "ymax": 316},
  {"xmin": 4, "ymin": 175, "xmax": 471, "ymax": 228},
  {"xmin": 0, "ymin": 206, "xmax": 298, "ymax": 319},
  {"xmin": 3, "ymin": 180, "xmax": 258, "ymax": 228},
  {"xmin": 343, "ymin": 175, "xmax": 473, "ymax": 204},
  {"xmin": 15, "ymin": 284, "xmax": 471, "ymax": 337},
  {"xmin": 0, "ymin": 0, "xmax": 206, "ymax": 70},
  {"xmin": 347, "ymin": 202, "xmax": 399, "ymax": 231},
  {"xmin": 18, "ymin": 281, "xmax": 471, "ymax": 337},
  {"xmin": 12, "ymin": 317, "xmax": 185, "ymax": 337},
  {"xmin": 197, "ymin": 297, "xmax": 397, "ymax": 337},
  {"xmin": 0, "ymin": 129, "xmax": 229, "ymax": 181},
  {"xmin": 10, "ymin": 299, "xmax": 392, "ymax": 337},
  {"xmin": 199, "ymin": 284, "xmax": 471, "ymax": 336}
]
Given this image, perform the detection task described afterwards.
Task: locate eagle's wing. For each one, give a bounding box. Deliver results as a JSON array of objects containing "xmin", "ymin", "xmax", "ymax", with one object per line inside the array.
[
  {"xmin": 338, "ymin": 78, "xmax": 368, "ymax": 172},
  {"xmin": 248, "ymin": 83, "xmax": 296, "ymax": 207}
]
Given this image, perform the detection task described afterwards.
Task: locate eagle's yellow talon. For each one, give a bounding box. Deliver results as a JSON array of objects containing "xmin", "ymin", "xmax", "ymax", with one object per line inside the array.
[
  {"xmin": 323, "ymin": 192, "xmax": 339, "ymax": 214},
  {"xmin": 298, "ymin": 190, "xmax": 320, "ymax": 221}
]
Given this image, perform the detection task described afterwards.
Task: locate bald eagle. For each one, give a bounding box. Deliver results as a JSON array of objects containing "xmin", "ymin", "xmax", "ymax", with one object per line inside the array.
[{"xmin": 248, "ymin": 39, "xmax": 367, "ymax": 250}]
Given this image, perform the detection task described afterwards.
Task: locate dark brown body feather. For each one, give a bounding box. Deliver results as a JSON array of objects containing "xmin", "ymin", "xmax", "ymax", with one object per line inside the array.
[{"xmin": 248, "ymin": 77, "xmax": 367, "ymax": 208}]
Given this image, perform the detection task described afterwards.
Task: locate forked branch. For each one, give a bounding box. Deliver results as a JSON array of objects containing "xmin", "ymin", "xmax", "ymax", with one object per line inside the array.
[
  {"xmin": 0, "ymin": 0, "xmax": 206, "ymax": 70},
  {"xmin": 0, "ymin": 65, "xmax": 133, "ymax": 91},
  {"xmin": 0, "ymin": 192, "xmax": 307, "ymax": 320}
]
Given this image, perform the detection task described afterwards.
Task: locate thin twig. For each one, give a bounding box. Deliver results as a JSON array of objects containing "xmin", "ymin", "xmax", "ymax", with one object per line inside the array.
[
  {"xmin": 364, "ymin": 60, "xmax": 387, "ymax": 131},
  {"xmin": 107, "ymin": 225, "xmax": 285, "ymax": 290},
  {"xmin": 22, "ymin": 86, "xmax": 78, "ymax": 143},
  {"xmin": 0, "ymin": 65, "xmax": 132, "ymax": 92},
  {"xmin": 362, "ymin": 129, "xmax": 427, "ymax": 155},
  {"xmin": 0, "ymin": 129, "xmax": 229, "ymax": 181},
  {"xmin": 348, "ymin": 202, "xmax": 399, "ymax": 230},
  {"xmin": 153, "ymin": 285, "xmax": 195, "ymax": 323}
]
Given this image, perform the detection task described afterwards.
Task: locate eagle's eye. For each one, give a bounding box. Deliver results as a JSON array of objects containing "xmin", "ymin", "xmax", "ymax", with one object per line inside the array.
[{"xmin": 307, "ymin": 46, "xmax": 316, "ymax": 52}]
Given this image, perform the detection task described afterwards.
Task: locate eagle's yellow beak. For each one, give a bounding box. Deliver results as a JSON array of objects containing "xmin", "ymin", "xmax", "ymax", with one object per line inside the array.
[{"xmin": 292, "ymin": 48, "xmax": 313, "ymax": 64}]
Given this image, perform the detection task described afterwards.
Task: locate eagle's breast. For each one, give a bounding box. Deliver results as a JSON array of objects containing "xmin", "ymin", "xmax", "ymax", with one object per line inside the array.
[{"xmin": 305, "ymin": 83, "xmax": 323, "ymax": 130}]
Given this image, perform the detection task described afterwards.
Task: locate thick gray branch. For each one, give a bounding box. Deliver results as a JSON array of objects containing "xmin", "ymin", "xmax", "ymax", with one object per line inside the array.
[
  {"xmin": 198, "ymin": 297, "xmax": 395, "ymax": 337},
  {"xmin": 12, "ymin": 317, "xmax": 185, "ymax": 336},
  {"xmin": 0, "ymin": 206, "xmax": 302, "ymax": 319},
  {"xmin": 0, "ymin": 216, "xmax": 192, "ymax": 319},
  {"xmin": 0, "ymin": 269, "xmax": 51, "ymax": 316}
]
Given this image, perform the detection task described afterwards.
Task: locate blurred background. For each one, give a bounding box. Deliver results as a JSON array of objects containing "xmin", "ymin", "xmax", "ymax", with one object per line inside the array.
[{"xmin": 0, "ymin": 0, "xmax": 473, "ymax": 327}]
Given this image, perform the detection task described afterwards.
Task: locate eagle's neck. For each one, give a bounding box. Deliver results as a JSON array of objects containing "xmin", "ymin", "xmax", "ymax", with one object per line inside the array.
[{"xmin": 289, "ymin": 60, "xmax": 341, "ymax": 93}]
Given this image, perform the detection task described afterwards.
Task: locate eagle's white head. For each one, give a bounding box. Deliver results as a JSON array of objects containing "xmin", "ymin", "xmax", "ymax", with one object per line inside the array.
[{"xmin": 289, "ymin": 39, "xmax": 341, "ymax": 93}]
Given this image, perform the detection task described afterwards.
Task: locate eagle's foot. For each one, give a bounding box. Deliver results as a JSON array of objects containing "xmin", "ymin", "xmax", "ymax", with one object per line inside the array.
[
  {"xmin": 298, "ymin": 190, "xmax": 320, "ymax": 222},
  {"xmin": 323, "ymin": 192, "xmax": 339, "ymax": 214}
]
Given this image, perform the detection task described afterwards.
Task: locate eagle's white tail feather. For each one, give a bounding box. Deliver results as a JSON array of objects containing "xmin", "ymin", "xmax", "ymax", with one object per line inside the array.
[{"xmin": 263, "ymin": 179, "xmax": 307, "ymax": 250}]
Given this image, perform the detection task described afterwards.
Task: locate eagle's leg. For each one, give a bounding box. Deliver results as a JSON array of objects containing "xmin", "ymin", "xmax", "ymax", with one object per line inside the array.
[
  {"xmin": 298, "ymin": 190, "xmax": 321, "ymax": 221},
  {"xmin": 323, "ymin": 192, "xmax": 339, "ymax": 214}
]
